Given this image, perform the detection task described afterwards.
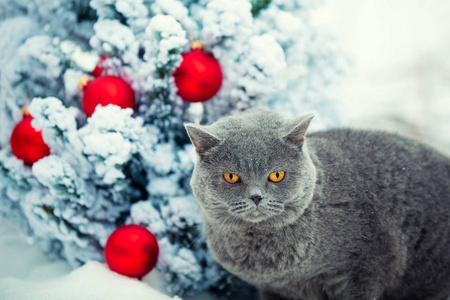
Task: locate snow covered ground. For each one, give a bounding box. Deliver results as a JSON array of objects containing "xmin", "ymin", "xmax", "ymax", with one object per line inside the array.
[
  {"xmin": 1, "ymin": 0, "xmax": 450, "ymax": 299},
  {"xmin": 0, "ymin": 220, "xmax": 210, "ymax": 299}
]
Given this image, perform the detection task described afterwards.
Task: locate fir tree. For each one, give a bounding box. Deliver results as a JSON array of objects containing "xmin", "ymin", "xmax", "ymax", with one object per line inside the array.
[{"xmin": 0, "ymin": 0, "xmax": 349, "ymax": 297}]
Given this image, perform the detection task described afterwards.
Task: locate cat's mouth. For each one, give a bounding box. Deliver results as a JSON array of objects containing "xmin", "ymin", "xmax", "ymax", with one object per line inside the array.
[
  {"xmin": 250, "ymin": 209, "xmax": 262, "ymax": 217},
  {"xmin": 245, "ymin": 207, "xmax": 271, "ymax": 222}
]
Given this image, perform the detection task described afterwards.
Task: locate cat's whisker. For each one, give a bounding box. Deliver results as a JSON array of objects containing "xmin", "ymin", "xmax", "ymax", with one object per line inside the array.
[
  {"xmin": 269, "ymin": 200, "xmax": 284, "ymax": 205},
  {"xmin": 230, "ymin": 201, "xmax": 247, "ymax": 206},
  {"xmin": 230, "ymin": 204, "xmax": 250, "ymax": 211},
  {"xmin": 229, "ymin": 201, "xmax": 258, "ymax": 216},
  {"xmin": 259, "ymin": 202, "xmax": 285, "ymax": 216},
  {"xmin": 265, "ymin": 203, "xmax": 284, "ymax": 210},
  {"xmin": 234, "ymin": 208, "xmax": 254, "ymax": 215},
  {"xmin": 187, "ymin": 230, "xmax": 206, "ymax": 250}
]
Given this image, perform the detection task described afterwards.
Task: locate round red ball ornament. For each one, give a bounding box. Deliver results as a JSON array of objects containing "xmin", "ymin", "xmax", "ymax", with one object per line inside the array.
[
  {"xmin": 10, "ymin": 116, "xmax": 50, "ymax": 166},
  {"xmin": 173, "ymin": 49, "xmax": 223, "ymax": 103},
  {"xmin": 104, "ymin": 224, "xmax": 159, "ymax": 279},
  {"xmin": 81, "ymin": 75, "xmax": 136, "ymax": 117}
]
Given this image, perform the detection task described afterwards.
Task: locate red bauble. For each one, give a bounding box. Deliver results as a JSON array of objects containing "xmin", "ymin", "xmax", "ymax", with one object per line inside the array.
[
  {"xmin": 10, "ymin": 116, "xmax": 50, "ymax": 166},
  {"xmin": 104, "ymin": 224, "xmax": 159, "ymax": 279},
  {"xmin": 82, "ymin": 75, "xmax": 136, "ymax": 117},
  {"xmin": 173, "ymin": 49, "xmax": 223, "ymax": 103}
]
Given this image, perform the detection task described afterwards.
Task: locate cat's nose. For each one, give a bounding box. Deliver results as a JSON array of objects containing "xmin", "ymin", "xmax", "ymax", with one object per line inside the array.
[{"xmin": 250, "ymin": 195, "xmax": 262, "ymax": 206}]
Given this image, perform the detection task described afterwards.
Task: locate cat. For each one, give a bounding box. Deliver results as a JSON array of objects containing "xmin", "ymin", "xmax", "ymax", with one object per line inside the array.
[{"xmin": 185, "ymin": 109, "xmax": 450, "ymax": 300}]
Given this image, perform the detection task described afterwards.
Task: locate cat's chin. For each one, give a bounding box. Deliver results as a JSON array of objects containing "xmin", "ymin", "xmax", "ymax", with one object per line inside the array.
[
  {"xmin": 241, "ymin": 205, "xmax": 305, "ymax": 227},
  {"xmin": 240, "ymin": 208, "xmax": 282, "ymax": 224},
  {"xmin": 245, "ymin": 209, "xmax": 266, "ymax": 223}
]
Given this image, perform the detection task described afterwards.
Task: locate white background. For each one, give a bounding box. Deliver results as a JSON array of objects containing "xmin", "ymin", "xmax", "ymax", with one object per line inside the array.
[{"xmin": 314, "ymin": 0, "xmax": 450, "ymax": 152}]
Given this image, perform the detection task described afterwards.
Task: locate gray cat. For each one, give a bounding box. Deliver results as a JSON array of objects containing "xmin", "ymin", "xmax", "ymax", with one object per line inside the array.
[{"xmin": 185, "ymin": 109, "xmax": 450, "ymax": 300}]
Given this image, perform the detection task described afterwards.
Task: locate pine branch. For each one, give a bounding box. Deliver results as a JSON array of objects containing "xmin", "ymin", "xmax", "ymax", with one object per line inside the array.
[
  {"xmin": 251, "ymin": 0, "xmax": 271, "ymax": 16},
  {"xmin": 75, "ymin": 0, "xmax": 97, "ymax": 22}
]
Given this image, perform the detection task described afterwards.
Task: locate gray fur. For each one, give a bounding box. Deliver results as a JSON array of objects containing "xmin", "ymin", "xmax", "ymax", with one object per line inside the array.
[{"xmin": 185, "ymin": 109, "xmax": 450, "ymax": 300}]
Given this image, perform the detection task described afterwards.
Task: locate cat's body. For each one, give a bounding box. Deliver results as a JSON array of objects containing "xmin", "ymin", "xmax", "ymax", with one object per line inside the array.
[{"xmin": 185, "ymin": 110, "xmax": 450, "ymax": 300}]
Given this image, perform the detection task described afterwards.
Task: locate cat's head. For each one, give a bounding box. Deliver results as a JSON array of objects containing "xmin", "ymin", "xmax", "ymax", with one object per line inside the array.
[{"xmin": 185, "ymin": 110, "xmax": 316, "ymax": 228}]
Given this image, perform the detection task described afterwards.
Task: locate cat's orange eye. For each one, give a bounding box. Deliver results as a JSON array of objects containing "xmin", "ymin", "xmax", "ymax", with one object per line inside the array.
[
  {"xmin": 268, "ymin": 171, "xmax": 285, "ymax": 183},
  {"xmin": 223, "ymin": 173, "xmax": 240, "ymax": 184}
]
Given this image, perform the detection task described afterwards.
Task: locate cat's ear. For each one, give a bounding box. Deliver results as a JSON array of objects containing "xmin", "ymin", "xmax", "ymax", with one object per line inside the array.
[
  {"xmin": 282, "ymin": 113, "xmax": 315, "ymax": 147},
  {"xmin": 185, "ymin": 123, "xmax": 221, "ymax": 155}
]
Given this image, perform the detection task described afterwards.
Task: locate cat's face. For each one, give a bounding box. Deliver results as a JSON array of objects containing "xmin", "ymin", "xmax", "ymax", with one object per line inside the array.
[{"xmin": 186, "ymin": 110, "xmax": 316, "ymax": 227}]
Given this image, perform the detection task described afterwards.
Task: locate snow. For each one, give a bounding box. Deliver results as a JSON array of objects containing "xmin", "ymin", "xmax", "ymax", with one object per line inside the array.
[
  {"xmin": 91, "ymin": 20, "xmax": 136, "ymax": 52},
  {"xmin": 18, "ymin": 36, "xmax": 62, "ymax": 78},
  {"xmin": 313, "ymin": 0, "xmax": 450, "ymax": 152},
  {"xmin": 0, "ymin": 220, "xmax": 214, "ymax": 300},
  {"xmin": 144, "ymin": 14, "xmax": 188, "ymax": 68},
  {"xmin": 202, "ymin": 0, "xmax": 253, "ymax": 44},
  {"xmin": 151, "ymin": 0, "xmax": 189, "ymax": 23},
  {"xmin": 0, "ymin": 259, "xmax": 179, "ymax": 300},
  {"xmin": 248, "ymin": 34, "xmax": 286, "ymax": 77},
  {"xmin": 115, "ymin": 0, "xmax": 148, "ymax": 19},
  {"xmin": 32, "ymin": 156, "xmax": 80, "ymax": 197}
]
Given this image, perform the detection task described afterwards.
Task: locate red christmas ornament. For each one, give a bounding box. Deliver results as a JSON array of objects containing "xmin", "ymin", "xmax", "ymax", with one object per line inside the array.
[
  {"xmin": 81, "ymin": 75, "xmax": 136, "ymax": 117},
  {"xmin": 173, "ymin": 49, "xmax": 223, "ymax": 103},
  {"xmin": 10, "ymin": 115, "xmax": 50, "ymax": 166},
  {"xmin": 104, "ymin": 224, "xmax": 159, "ymax": 279}
]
